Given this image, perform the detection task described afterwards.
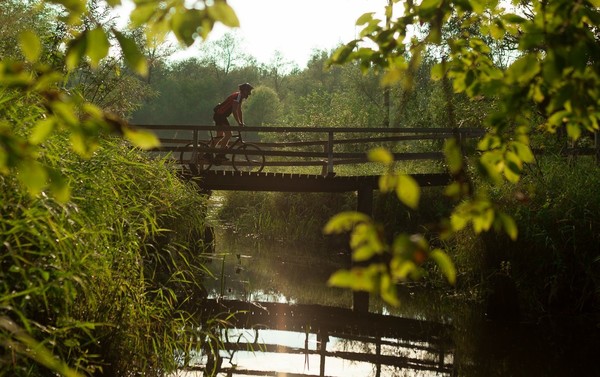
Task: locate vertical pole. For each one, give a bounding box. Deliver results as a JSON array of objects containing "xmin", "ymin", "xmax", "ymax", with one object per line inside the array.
[
  {"xmin": 353, "ymin": 186, "xmax": 373, "ymax": 313},
  {"xmin": 319, "ymin": 329, "xmax": 328, "ymax": 376},
  {"xmin": 327, "ymin": 131, "xmax": 334, "ymax": 177}
]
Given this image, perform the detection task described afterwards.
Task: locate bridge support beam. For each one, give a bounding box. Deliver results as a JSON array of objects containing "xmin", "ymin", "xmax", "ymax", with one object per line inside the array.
[{"xmin": 353, "ymin": 185, "xmax": 373, "ymax": 313}]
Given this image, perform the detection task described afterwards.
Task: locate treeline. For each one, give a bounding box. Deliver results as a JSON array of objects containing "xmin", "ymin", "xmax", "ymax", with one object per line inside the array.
[{"xmin": 129, "ymin": 39, "xmax": 493, "ymax": 131}]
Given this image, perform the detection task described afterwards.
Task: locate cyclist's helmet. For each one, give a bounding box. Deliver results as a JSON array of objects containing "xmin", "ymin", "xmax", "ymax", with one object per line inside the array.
[{"xmin": 239, "ymin": 82, "xmax": 254, "ymax": 92}]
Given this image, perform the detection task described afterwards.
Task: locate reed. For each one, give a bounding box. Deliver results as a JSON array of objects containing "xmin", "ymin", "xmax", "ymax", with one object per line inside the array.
[{"xmin": 1, "ymin": 131, "xmax": 213, "ymax": 375}]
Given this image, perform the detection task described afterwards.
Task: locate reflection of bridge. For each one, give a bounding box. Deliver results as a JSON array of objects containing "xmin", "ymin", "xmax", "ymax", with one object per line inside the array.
[{"xmin": 191, "ymin": 299, "xmax": 454, "ymax": 376}]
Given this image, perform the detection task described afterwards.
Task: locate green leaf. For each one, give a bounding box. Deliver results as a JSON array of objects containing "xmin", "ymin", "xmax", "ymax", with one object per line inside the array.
[
  {"xmin": 19, "ymin": 30, "xmax": 41, "ymax": 63},
  {"xmin": 114, "ymin": 31, "xmax": 148, "ymax": 76},
  {"xmin": 86, "ymin": 27, "xmax": 110, "ymax": 68},
  {"xmin": 509, "ymin": 141, "xmax": 535, "ymax": 163},
  {"xmin": 450, "ymin": 210, "xmax": 469, "ymax": 231},
  {"xmin": 66, "ymin": 34, "xmax": 87, "ymax": 71},
  {"xmin": 506, "ymin": 53, "xmax": 540, "ymax": 84},
  {"xmin": 380, "ymin": 274, "xmax": 400, "ymax": 306},
  {"xmin": 328, "ymin": 266, "xmax": 380, "ymax": 292},
  {"xmin": 468, "ymin": 0, "xmax": 485, "ymax": 14},
  {"xmin": 368, "ymin": 147, "xmax": 393, "ymax": 164},
  {"xmin": 350, "ymin": 223, "xmax": 385, "ymax": 261},
  {"xmin": 378, "ymin": 173, "xmax": 397, "ymax": 192},
  {"xmin": 430, "ymin": 249, "xmax": 456, "ymax": 285},
  {"xmin": 501, "ymin": 13, "xmax": 527, "ymax": 24},
  {"xmin": 30, "ymin": 119, "xmax": 56, "ymax": 145},
  {"xmin": 503, "ymin": 151, "xmax": 522, "ymax": 183},
  {"xmin": 170, "ymin": 9, "xmax": 204, "ymax": 46},
  {"xmin": 323, "ymin": 211, "xmax": 371, "ymax": 234},
  {"xmin": 18, "ymin": 161, "xmax": 48, "ymax": 196},
  {"xmin": 330, "ymin": 42, "xmax": 357, "ymax": 64},
  {"xmin": 123, "ymin": 127, "xmax": 160, "ymax": 149},
  {"xmin": 207, "ymin": 1, "xmax": 240, "ymax": 27},
  {"xmin": 497, "ymin": 212, "xmax": 518, "ymax": 240},
  {"xmin": 390, "ymin": 257, "xmax": 418, "ymax": 280},
  {"xmin": 356, "ymin": 12, "xmax": 375, "ymax": 26},
  {"xmin": 566, "ymin": 122, "xmax": 582, "ymax": 141},
  {"xmin": 48, "ymin": 168, "xmax": 70, "ymax": 203},
  {"xmin": 396, "ymin": 174, "xmax": 420, "ymax": 209},
  {"xmin": 420, "ymin": 0, "xmax": 442, "ymax": 12},
  {"xmin": 444, "ymin": 138, "xmax": 463, "ymax": 175},
  {"xmin": 130, "ymin": 3, "xmax": 156, "ymax": 27},
  {"xmin": 472, "ymin": 207, "xmax": 494, "ymax": 232}
]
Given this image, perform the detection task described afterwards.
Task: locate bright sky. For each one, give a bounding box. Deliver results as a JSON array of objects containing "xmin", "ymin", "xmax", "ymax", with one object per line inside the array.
[{"xmin": 182, "ymin": 0, "xmax": 391, "ymax": 68}]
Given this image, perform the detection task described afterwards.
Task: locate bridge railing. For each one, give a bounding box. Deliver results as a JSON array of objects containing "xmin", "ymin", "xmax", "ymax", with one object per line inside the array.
[{"xmin": 138, "ymin": 124, "xmax": 486, "ymax": 176}]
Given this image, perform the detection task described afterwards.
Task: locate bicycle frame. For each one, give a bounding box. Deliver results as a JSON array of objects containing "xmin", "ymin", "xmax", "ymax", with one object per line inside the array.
[{"xmin": 180, "ymin": 128, "xmax": 265, "ymax": 173}]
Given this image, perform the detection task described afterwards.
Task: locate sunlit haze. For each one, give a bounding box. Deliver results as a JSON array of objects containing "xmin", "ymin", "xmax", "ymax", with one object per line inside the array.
[
  {"xmin": 205, "ymin": 0, "xmax": 390, "ymax": 68},
  {"xmin": 115, "ymin": 0, "xmax": 393, "ymax": 68}
]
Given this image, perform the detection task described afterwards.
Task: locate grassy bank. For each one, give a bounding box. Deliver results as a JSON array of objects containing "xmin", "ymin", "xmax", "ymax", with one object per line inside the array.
[{"xmin": 1, "ymin": 133, "xmax": 212, "ymax": 376}]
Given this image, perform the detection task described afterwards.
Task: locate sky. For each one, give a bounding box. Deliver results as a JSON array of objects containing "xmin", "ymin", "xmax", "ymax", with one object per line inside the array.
[{"xmin": 173, "ymin": 0, "xmax": 391, "ymax": 68}]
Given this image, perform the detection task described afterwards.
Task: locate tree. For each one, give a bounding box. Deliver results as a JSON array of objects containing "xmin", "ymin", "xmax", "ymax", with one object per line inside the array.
[
  {"xmin": 244, "ymin": 85, "xmax": 281, "ymax": 127},
  {"xmin": 0, "ymin": 0, "xmax": 240, "ymax": 197},
  {"xmin": 325, "ymin": 0, "xmax": 600, "ymax": 306},
  {"xmin": 197, "ymin": 31, "xmax": 255, "ymax": 79}
]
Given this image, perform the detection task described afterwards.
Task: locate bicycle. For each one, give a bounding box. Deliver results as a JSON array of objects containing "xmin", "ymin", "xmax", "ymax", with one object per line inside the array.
[{"xmin": 179, "ymin": 129, "xmax": 265, "ymax": 174}]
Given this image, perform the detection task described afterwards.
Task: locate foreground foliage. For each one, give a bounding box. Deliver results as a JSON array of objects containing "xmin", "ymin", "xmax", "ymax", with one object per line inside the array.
[
  {"xmin": 321, "ymin": 0, "xmax": 600, "ymax": 310},
  {"xmin": 1, "ymin": 131, "xmax": 212, "ymax": 375},
  {"xmin": 0, "ymin": 0, "xmax": 236, "ymax": 374}
]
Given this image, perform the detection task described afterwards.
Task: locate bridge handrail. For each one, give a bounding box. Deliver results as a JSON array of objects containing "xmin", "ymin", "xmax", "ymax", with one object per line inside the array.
[{"xmin": 138, "ymin": 124, "xmax": 485, "ymax": 175}]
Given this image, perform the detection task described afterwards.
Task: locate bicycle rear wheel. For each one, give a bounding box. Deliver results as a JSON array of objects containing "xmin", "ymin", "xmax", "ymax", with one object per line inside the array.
[
  {"xmin": 232, "ymin": 143, "xmax": 265, "ymax": 173},
  {"xmin": 180, "ymin": 142, "xmax": 212, "ymax": 174}
]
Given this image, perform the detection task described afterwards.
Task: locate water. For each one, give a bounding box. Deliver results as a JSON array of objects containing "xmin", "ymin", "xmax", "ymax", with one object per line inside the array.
[{"xmin": 186, "ymin": 228, "xmax": 600, "ymax": 377}]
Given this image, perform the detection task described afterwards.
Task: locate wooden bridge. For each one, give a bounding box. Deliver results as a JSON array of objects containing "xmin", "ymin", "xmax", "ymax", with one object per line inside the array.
[{"xmin": 141, "ymin": 124, "xmax": 485, "ymax": 193}]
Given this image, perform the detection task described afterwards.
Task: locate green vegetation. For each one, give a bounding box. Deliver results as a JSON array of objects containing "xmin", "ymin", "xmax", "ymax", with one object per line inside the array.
[
  {"xmin": 2, "ymin": 0, "xmax": 600, "ymax": 374},
  {"xmin": 1, "ymin": 131, "xmax": 213, "ymax": 375},
  {"xmin": 0, "ymin": 0, "xmax": 233, "ymax": 374}
]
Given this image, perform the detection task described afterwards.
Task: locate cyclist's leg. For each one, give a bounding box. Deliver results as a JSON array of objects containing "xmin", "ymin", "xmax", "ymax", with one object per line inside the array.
[{"xmin": 213, "ymin": 115, "xmax": 231, "ymax": 147}]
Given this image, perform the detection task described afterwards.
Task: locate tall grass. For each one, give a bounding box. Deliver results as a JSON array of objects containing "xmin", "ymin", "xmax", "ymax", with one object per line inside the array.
[
  {"xmin": 450, "ymin": 155, "xmax": 600, "ymax": 318},
  {"xmin": 1, "ymin": 131, "xmax": 213, "ymax": 375},
  {"xmin": 216, "ymin": 191, "xmax": 355, "ymax": 244}
]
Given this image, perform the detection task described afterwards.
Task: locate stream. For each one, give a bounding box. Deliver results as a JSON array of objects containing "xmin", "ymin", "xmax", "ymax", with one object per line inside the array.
[{"xmin": 174, "ymin": 224, "xmax": 600, "ymax": 377}]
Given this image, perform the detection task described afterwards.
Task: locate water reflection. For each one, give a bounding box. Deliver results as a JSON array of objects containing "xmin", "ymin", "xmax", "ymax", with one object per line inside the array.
[
  {"xmin": 190, "ymin": 300, "xmax": 454, "ymax": 376},
  {"xmin": 202, "ymin": 228, "xmax": 354, "ymax": 308},
  {"xmin": 188, "ymin": 229, "xmax": 455, "ymax": 376},
  {"xmin": 189, "ymin": 228, "xmax": 600, "ymax": 377}
]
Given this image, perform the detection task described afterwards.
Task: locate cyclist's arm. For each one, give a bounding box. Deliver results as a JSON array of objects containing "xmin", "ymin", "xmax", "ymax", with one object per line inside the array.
[{"xmin": 232, "ymin": 101, "xmax": 244, "ymax": 126}]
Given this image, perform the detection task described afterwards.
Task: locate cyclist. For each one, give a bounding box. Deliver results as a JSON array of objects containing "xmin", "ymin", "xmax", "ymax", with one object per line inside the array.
[{"xmin": 211, "ymin": 82, "xmax": 254, "ymax": 161}]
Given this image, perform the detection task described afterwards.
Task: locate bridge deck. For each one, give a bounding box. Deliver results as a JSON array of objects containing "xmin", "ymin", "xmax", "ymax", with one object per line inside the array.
[{"xmin": 183, "ymin": 170, "xmax": 452, "ymax": 192}]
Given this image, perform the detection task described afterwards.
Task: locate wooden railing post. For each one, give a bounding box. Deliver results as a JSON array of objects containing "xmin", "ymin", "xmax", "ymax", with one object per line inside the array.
[{"xmin": 327, "ymin": 131, "xmax": 334, "ymax": 176}]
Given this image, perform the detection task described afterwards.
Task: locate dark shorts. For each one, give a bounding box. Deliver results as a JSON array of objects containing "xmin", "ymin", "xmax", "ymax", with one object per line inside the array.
[{"xmin": 213, "ymin": 113, "xmax": 230, "ymax": 128}]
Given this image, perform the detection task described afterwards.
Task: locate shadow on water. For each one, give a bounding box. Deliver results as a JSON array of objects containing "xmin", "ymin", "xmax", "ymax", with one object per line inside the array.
[{"xmin": 181, "ymin": 228, "xmax": 600, "ymax": 377}]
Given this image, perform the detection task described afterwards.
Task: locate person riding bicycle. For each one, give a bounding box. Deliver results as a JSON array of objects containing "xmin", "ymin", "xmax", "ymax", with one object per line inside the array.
[{"xmin": 211, "ymin": 82, "xmax": 254, "ymax": 161}]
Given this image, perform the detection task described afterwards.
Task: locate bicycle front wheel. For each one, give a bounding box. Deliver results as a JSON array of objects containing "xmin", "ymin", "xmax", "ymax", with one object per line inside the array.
[
  {"xmin": 180, "ymin": 142, "xmax": 212, "ymax": 174},
  {"xmin": 232, "ymin": 143, "xmax": 265, "ymax": 173}
]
